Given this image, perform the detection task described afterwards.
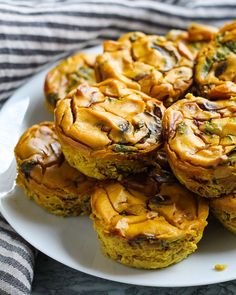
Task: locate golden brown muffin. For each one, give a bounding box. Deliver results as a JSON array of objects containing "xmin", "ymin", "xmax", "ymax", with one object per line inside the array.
[
  {"xmin": 55, "ymin": 79, "xmax": 165, "ymax": 180},
  {"xmin": 14, "ymin": 122, "xmax": 96, "ymax": 216},
  {"xmin": 195, "ymin": 20, "xmax": 236, "ymax": 99},
  {"xmin": 44, "ymin": 53, "xmax": 96, "ymax": 112},
  {"xmin": 166, "ymin": 23, "xmax": 218, "ymax": 59},
  {"xmin": 210, "ymin": 194, "xmax": 236, "ymax": 234},
  {"xmin": 163, "ymin": 93, "xmax": 236, "ymax": 198},
  {"xmin": 188, "ymin": 23, "xmax": 218, "ymax": 42},
  {"xmin": 95, "ymin": 32, "xmax": 194, "ymax": 106},
  {"xmin": 91, "ymin": 166, "xmax": 209, "ymax": 269}
]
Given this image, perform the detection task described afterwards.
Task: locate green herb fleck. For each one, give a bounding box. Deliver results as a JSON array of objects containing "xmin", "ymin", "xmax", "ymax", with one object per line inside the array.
[
  {"xmin": 227, "ymin": 148, "xmax": 236, "ymax": 166},
  {"xmin": 201, "ymin": 45, "xmax": 231, "ymax": 79},
  {"xmin": 177, "ymin": 122, "xmax": 187, "ymax": 135},
  {"xmin": 77, "ymin": 66, "xmax": 93, "ymax": 79},
  {"xmin": 202, "ymin": 57, "xmax": 213, "ymax": 78},
  {"xmin": 106, "ymin": 96, "xmax": 114, "ymax": 102},
  {"xmin": 47, "ymin": 93, "xmax": 59, "ymax": 107},
  {"xmin": 20, "ymin": 161, "xmax": 37, "ymax": 180},
  {"xmin": 66, "ymin": 67, "xmax": 93, "ymax": 92},
  {"xmin": 112, "ymin": 144, "xmax": 136, "ymax": 153},
  {"xmin": 215, "ymin": 34, "xmax": 223, "ymax": 44},
  {"xmin": 225, "ymin": 41, "xmax": 236, "ymax": 54},
  {"xmin": 203, "ymin": 121, "xmax": 221, "ymax": 134},
  {"xmin": 215, "ymin": 46, "xmax": 230, "ymax": 60},
  {"xmin": 191, "ymin": 42, "xmax": 200, "ymax": 50}
]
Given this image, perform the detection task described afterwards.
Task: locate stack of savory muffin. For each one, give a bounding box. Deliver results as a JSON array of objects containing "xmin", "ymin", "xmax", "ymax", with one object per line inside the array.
[{"xmin": 14, "ymin": 21, "xmax": 236, "ymax": 269}]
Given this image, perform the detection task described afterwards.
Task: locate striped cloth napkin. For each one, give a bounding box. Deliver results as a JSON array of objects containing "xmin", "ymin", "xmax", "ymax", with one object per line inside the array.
[
  {"xmin": 0, "ymin": 216, "xmax": 35, "ymax": 295},
  {"xmin": 0, "ymin": 0, "xmax": 236, "ymax": 294}
]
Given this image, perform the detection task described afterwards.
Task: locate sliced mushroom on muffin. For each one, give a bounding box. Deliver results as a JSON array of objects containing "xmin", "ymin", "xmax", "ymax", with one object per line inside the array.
[
  {"xmin": 163, "ymin": 93, "xmax": 236, "ymax": 198},
  {"xmin": 55, "ymin": 79, "xmax": 165, "ymax": 180},
  {"xmin": 166, "ymin": 22, "xmax": 218, "ymax": 60},
  {"xmin": 90, "ymin": 166, "xmax": 209, "ymax": 269},
  {"xmin": 195, "ymin": 20, "xmax": 236, "ymax": 99},
  {"xmin": 95, "ymin": 32, "xmax": 194, "ymax": 106},
  {"xmin": 15, "ymin": 122, "xmax": 96, "ymax": 216}
]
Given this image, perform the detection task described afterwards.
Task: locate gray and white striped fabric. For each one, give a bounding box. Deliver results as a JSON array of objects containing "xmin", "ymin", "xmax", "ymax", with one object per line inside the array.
[
  {"xmin": 0, "ymin": 0, "xmax": 236, "ymax": 294},
  {"xmin": 0, "ymin": 215, "xmax": 35, "ymax": 295},
  {"xmin": 1, "ymin": 0, "xmax": 236, "ymax": 103}
]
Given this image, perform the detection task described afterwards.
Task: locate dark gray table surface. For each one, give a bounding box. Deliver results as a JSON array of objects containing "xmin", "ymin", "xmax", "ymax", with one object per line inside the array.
[{"xmin": 32, "ymin": 252, "xmax": 236, "ymax": 295}]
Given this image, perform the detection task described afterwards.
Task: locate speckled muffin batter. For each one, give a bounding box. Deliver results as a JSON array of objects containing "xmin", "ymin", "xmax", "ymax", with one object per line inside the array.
[
  {"xmin": 163, "ymin": 93, "xmax": 236, "ymax": 198},
  {"xmin": 90, "ymin": 166, "xmax": 209, "ymax": 269},
  {"xmin": 210, "ymin": 194, "xmax": 236, "ymax": 234},
  {"xmin": 44, "ymin": 53, "xmax": 96, "ymax": 112},
  {"xmin": 15, "ymin": 122, "xmax": 96, "ymax": 216},
  {"xmin": 166, "ymin": 22, "xmax": 218, "ymax": 60},
  {"xmin": 55, "ymin": 79, "xmax": 165, "ymax": 180},
  {"xmin": 95, "ymin": 32, "xmax": 195, "ymax": 106},
  {"xmin": 195, "ymin": 20, "xmax": 236, "ymax": 99}
]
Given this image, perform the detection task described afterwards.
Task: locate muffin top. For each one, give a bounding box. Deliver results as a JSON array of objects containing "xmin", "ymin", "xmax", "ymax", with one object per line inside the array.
[
  {"xmin": 15, "ymin": 122, "xmax": 95, "ymax": 196},
  {"xmin": 195, "ymin": 20, "xmax": 236, "ymax": 99},
  {"xmin": 187, "ymin": 23, "xmax": 218, "ymax": 42},
  {"xmin": 163, "ymin": 94, "xmax": 236, "ymax": 169},
  {"xmin": 91, "ymin": 166, "xmax": 208, "ymax": 241},
  {"xmin": 166, "ymin": 23, "xmax": 218, "ymax": 60},
  {"xmin": 95, "ymin": 32, "xmax": 194, "ymax": 106},
  {"xmin": 55, "ymin": 79, "xmax": 165, "ymax": 154},
  {"xmin": 44, "ymin": 53, "xmax": 96, "ymax": 110}
]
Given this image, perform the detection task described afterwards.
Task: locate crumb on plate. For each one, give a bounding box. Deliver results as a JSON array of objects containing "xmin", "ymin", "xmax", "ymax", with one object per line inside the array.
[{"xmin": 214, "ymin": 264, "xmax": 227, "ymax": 271}]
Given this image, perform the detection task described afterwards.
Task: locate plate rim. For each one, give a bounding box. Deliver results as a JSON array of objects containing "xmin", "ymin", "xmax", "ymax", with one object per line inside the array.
[{"xmin": 1, "ymin": 191, "xmax": 235, "ymax": 288}]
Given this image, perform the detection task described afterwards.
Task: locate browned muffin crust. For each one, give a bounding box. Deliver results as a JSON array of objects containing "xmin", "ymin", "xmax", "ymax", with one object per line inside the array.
[
  {"xmin": 91, "ymin": 165, "xmax": 209, "ymax": 269},
  {"xmin": 55, "ymin": 79, "xmax": 165, "ymax": 179},
  {"xmin": 44, "ymin": 53, "xmax": 96, "ymax": 112},
  {"xmin": 95, "ymin": 32, "xmax": 195, "ymax": 106},
  {"xmin": 163, "ymin": 93, "xmax": 236, "ymax": 198},
  {"xmin": 15, "ymin": 122, "xmax": 96, "ymax": 216},
  {"xmin": 195, "ymin": 20, "xmax": 236, "ymax": 99},
  {"xmin": 210, "ymin": 194, "xmax": 236, "ymax": 234}
]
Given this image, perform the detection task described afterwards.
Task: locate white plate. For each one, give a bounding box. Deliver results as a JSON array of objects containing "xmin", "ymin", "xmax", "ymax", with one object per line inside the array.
[{"xmin": 1, "ymin": 45, "xmax": 236, "ymax": 288}]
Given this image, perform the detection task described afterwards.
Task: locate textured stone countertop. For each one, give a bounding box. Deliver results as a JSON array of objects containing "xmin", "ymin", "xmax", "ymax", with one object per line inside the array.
[{"xmin": 32, "ymin": 252, "xmax": 236, "ymax": 295}]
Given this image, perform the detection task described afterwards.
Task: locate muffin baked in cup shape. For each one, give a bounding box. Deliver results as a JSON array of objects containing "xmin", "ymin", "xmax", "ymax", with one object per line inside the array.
[
  {"xmin": 55, "ymin": 79, "xmax": 165, "ymax": 180},
  {"xmin": 163, "ymin": 93, "xmax": 236, "ymax": 198},
  {"xmin": 95, "ymin": 32, "xmax": 194, "ymax": 106},
  {"xmin": 90, "ymin": 166, "xmax": 209, "ymax": 269},
  {"xmin": 166, "ymin": 23, "xmax": 218, "ymax": 60},
  {"xmin": 195, "ymin": 20, "xmax": 236, "ymax": 99},
  {"xmin": 14, "ymin": 122, "xmax": 96, "ymax": 216},
  {"xmin": 44, "ymin": 53, "xmax": 96, "ymax": 112},
  {"xmin": 210, "ymin": 194, "xmax": 236, "ymax": 234}
]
